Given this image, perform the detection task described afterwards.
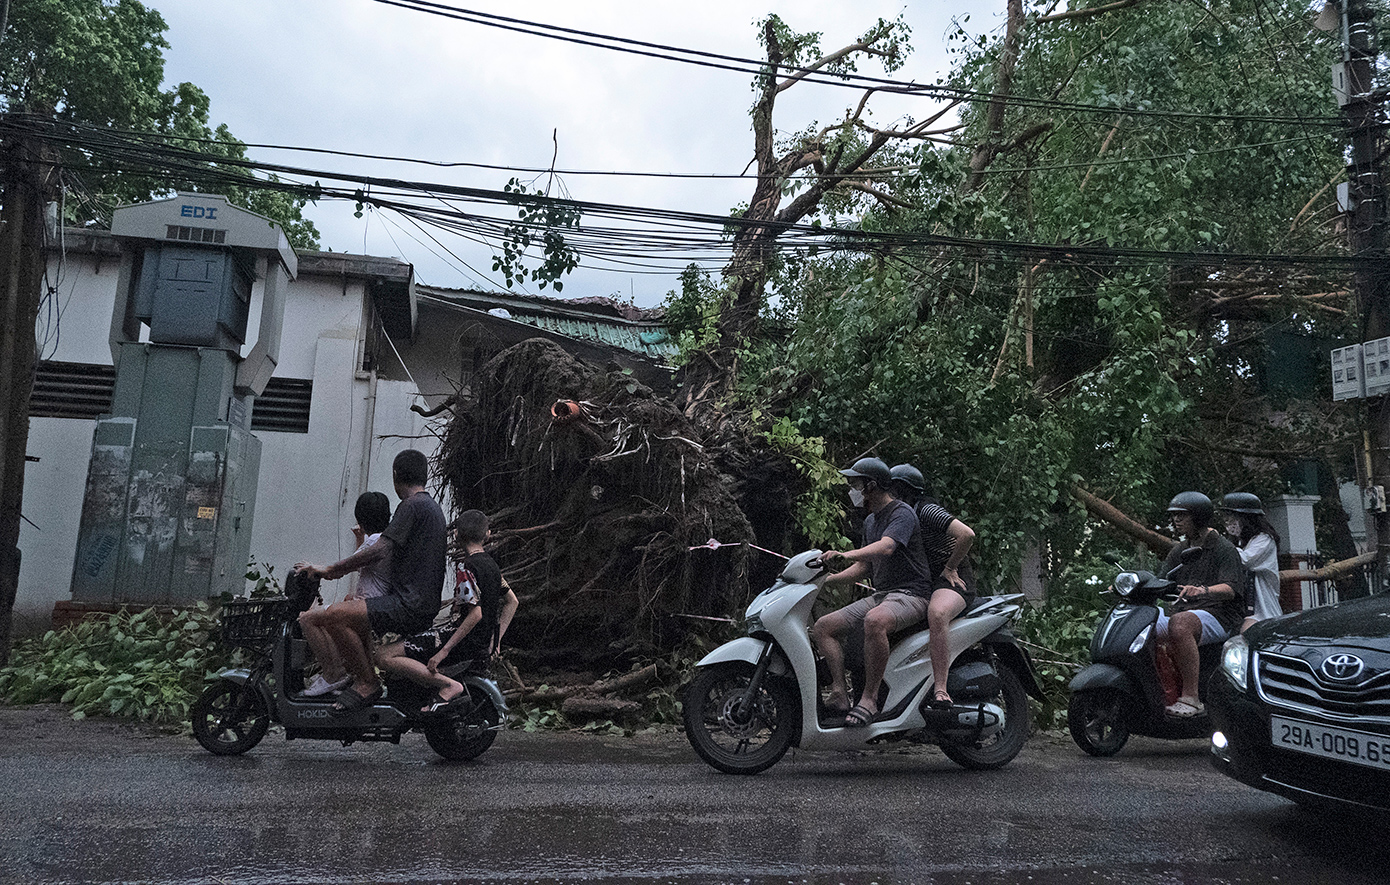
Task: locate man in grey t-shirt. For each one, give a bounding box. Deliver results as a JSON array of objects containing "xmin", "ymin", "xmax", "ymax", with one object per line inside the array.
[
  {"xmin": 298, "ymin": 449, "xmax": 446, "ymax": 714},
  {"xmin": 811, "ymin": 457, "xmax": 936, "ymax": 728}
]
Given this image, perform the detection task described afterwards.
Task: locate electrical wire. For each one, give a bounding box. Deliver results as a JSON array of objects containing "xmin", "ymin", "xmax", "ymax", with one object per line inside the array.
[
  {"xmin": 4, "ymin": 114, "xmax": 1370, "ymax": 280},
  {"xmin": 374, "ymin": 0, "xmax": 1350, "ymax": 128}
]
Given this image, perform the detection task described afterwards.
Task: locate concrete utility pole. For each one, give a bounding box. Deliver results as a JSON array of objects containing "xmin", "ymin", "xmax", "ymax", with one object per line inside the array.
[
  {"xmin": 1341, "ymin": 0, "xmax": 1390, "ymax": 588},
  {"xmin": 0, "ymin": 125, "xmax": 54, "ymax": 663}
]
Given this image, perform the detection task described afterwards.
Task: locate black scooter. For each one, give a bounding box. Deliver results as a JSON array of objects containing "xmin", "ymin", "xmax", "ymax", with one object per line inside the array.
[
  {"xmin": 191, "ymin": 569, "xmax": 506, "ymax": 761},
  {"xmin": 1067, "ymin": 550, "xmax": 1219, "ymax": 756}
]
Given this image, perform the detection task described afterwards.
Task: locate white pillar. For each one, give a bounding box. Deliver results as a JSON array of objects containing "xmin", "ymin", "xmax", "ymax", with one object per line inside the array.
[{"xmin": 1266, "ymin": 494, "xmax": 1324, "ymax": 609}]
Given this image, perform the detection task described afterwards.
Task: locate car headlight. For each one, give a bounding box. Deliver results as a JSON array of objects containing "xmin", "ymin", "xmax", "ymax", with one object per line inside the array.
[
  {"xmin": 1128, "ymin": 624, "xmax": 1152, "ymax": 654},
  {"xmin": 1115, "ymin": 572, "xmax": 1139, "ymax": 598},
  {"xmin": 1221, "ymin": 634, "xmax": 1249, "ymax": 690}
]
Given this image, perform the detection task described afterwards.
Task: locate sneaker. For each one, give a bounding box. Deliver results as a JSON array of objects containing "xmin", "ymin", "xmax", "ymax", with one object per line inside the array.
[{"xmin": 300, "ymin": 674, "xmax": 352, "ymax": 698}]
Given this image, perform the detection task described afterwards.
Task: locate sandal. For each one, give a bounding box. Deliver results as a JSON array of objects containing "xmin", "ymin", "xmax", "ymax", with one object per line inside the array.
[
  {"xmin": 1165, "ymin": 697, "xmax": 1205, "ymax": 718},
  {"xmin": 844, "ymin": 703, "xmax": 877, "ymax": 728},
  {"xmin": 930, "ymin": 690, "xmax": 953, "ymax": 710},
  {"xmin": 420, "ymin": 692, "xmax": 465, "ymax": 715},
  {"xmin": 331, "ymin": 684, "xmax": 383, "ymax": 714}
]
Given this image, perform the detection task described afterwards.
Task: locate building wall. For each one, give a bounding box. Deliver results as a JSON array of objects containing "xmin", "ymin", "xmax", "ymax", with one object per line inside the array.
[{"xmin": 16, "ymin": 247, "xmax": 440, "ymax": 633}]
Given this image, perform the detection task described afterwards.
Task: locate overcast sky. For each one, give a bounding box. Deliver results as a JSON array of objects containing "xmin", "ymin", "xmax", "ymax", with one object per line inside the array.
[{"xmin": 153, "ymin": 1, "xmax": 996, "ymax": 307}]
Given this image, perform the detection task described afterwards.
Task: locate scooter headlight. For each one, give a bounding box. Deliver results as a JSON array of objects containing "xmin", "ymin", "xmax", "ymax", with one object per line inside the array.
[
  {"xmin": 1128, "ymin": 624, "xmax": 1152, "ymax": 654},
  {"xmin": 1114, "ymin": 572, "xmax": 1139, "ymax": 598},
  {"xmin": 1221, "ymin": 634, "xmax": 1250, "ymax": 690},
  {"xmin": 744, "ymin": 611, "xmax": 765, "ymax": 635}
]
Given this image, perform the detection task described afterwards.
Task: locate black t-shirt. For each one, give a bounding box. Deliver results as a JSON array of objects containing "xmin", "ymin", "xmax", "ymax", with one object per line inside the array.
[
  {"xmin": 863, "ymin": 499, "xmax": 934, "ymax": 597},
  {"xmin": 1160, "ymin": 528, "xmax": 1246, "ymax": 634},
  {"xmin": 446, "ymin": 551, "xmax": 504, "ymax": 660},
  {"xmin": 381, "ymin": 490, "xmax": 447, "ymax": 628}
]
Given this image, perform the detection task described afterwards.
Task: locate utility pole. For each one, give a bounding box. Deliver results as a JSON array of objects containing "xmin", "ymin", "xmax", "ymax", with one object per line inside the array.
[
  {"xmin": 1341, "ymin": 0, "xmax": 1390, "ymax": 590},
  {"xmin": 0, "ymin": 122, "xmax": 53, "ymax": 663}
]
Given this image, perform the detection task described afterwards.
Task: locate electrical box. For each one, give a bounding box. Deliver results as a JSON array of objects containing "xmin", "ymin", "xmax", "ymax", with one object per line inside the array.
[
  {"xmin": 1366, "ymin": 485, "xmax": 1387, "ymax": 514},
  {"xmin": 1333, "ymin": 62, "xmax": 1351, "ymax": 107},
  {"xmin": 1365, "ymin": 337, "xmax": 1390, "ymax": 397},
  {"xmin": 1333, "ymin": 344, "xmax": 1365, "ymax": 401}
]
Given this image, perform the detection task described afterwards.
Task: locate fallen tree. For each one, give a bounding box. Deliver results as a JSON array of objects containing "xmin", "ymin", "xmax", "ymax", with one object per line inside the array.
[{"xmin": 437, "ymin": 338, "xmax": 772, "ymax": 669}]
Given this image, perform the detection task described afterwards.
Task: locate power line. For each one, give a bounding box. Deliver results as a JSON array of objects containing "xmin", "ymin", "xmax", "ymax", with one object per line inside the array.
[
  {"xmin": 5, "ymin": 114, "xmax": 1369, "ymax": 275},
  {"xmin": 375, "ymin": 0, "xmax": 1348, "ymax": 128}
]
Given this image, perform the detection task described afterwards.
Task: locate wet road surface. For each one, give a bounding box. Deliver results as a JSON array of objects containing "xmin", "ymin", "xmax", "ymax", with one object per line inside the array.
[{"xmin": 1, "ymin": 705, "xmax": 1385, "ymax": 884}]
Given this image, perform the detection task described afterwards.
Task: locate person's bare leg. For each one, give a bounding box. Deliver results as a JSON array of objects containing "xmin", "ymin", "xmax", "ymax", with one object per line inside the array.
[
  {"xmin": 376, "ymin": 644, "xmax": 462, "ymax": 706},
  {"xmin": 298, "ymin": 606, "xmax": 346, "ymax": 681},
  {"xmin": 1168, "ymin": 611, "xmax": 1204, "ymax": 700},
  {"xmin": 856, "ymin": 606, "xmax": 897, "ymax": 716},
  {"xmin": 928, "ymin": 588, "xmax": 967, "ymax": 704},
  {"xmin": 319, "ymin": 599, "xmax": 379, "ymax": 695},
  {"xmin": 812, "ymin": 611, "xmax": 853, "ymax": 712}
]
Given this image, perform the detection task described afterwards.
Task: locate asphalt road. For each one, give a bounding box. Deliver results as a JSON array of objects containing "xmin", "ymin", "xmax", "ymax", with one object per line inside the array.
[{"xmin": 0, "ymin": 704, "xmax": 1385, "ymax": 885}]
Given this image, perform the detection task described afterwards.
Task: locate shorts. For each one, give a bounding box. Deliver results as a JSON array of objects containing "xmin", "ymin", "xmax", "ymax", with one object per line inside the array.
[
  {"xmin": 1156, "ymin": 610, "xmax": 1227, "ymax": 645},
  {"xmin": 401, "ymin": 627, "xmax": 482, "ymax": 665},
  {"xmin": 837, "ymin": 591, "xmax": 931, "ymax": 632},
  {"xmin": 366, "ymin": 594, "xmax": 431, "ymax": 637}
]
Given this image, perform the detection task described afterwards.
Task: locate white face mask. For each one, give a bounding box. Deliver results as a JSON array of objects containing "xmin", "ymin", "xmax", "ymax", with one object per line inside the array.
[{"xmin": 849, "ymin": 488, "xmax": 865, "ymax": 508}]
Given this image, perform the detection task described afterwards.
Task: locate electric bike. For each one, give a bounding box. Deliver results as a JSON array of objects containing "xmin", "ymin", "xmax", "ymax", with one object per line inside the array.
[
  {"xmin": 191, "ymin": 570, "xmax": 506, "ymax": 761},
  {"xmin": 683, "ymin": 550, "xmax": 1044, "ymax": 775}
]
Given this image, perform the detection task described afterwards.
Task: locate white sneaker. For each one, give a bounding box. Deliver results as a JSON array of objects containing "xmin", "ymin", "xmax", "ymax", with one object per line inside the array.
[{"xmin": 301, "ymin": 674, "xmax": 352, "ymax": 697}]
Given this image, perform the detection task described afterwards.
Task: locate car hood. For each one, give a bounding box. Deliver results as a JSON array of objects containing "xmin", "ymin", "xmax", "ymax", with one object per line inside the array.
[{"xmin": 1252, "ymin": 593, "xmax": 1390, "ymax": 648}]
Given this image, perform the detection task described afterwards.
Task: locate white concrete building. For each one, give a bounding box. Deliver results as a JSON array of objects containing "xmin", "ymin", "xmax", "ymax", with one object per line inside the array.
[{"xmin": 18, "ymin": 229, "xmax": 674, "ymax": 633}]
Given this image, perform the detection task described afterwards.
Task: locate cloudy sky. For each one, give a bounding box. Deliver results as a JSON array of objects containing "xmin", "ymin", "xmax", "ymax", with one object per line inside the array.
[{"xmin": 154, "ymin": 1, "xmax": 996, "ymax": 306}]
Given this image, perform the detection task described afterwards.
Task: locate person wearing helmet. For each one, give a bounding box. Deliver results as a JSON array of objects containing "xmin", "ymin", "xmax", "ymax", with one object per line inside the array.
[
  {"xmin": 1158, "ymin": 491, "xmax": 1245, "ymax": 718},
  {"xmin": 1221, "ymin": 492, "xmax": 1282, "ymax": 632},
  {"xmin": 812, "ymin": 457, "xmax": 934, "ymax": 728},
  {"xmin": 889, "ymin": 464, "xmax": 978, "ymax": 708}
]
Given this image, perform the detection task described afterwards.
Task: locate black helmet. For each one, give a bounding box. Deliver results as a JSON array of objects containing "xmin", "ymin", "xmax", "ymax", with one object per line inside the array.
[
  {"xmin": 889, "ymin": 464, "xmax": 927, "ymax": 492},
  {"xmin": 840, "ymin": 457, "xmax": 891, "ymax": 488},
  {"xmin": 1220, "ymin": 492, "xmax": 1264, "ymax": 514},
  {"xmin": 1167, "ymin": 491, "xmax": 1215, "ymax": 528}
]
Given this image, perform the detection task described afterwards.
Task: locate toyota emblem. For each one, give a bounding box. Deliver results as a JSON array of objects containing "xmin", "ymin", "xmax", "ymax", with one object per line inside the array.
[{"xmin": 1321, "ymin": 653, "xmax": 1366, "ymax": 682}]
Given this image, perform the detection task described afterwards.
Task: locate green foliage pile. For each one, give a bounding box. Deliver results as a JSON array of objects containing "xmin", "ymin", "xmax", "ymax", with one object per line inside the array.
[{"xmin": 0, "ymin": 605, "xmax": 226, "ymax": 725}]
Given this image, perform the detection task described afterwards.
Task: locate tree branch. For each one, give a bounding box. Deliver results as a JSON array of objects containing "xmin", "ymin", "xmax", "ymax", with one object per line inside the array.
[{"xmin": 1036, "ymin": 0, "xmax": 1143, "ymax": 25}]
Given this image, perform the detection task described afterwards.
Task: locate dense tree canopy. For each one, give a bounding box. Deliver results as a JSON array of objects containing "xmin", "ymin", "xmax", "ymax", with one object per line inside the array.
[
  {"xmin": 671, "ymin": 0, "xmax": 1363, "ymax": 594},
  {"xmin": 0, "ymin": 0, "xmax": 319, "ymax": 249}
]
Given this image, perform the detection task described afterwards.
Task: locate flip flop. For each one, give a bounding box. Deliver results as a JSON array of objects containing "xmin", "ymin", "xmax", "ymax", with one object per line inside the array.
[
  {"xmin": 844, "ymin": 703, "xmax": 877, "ymax": 728},
  {"xmin": 331, "ymin": 684, "xmax": 383, "ymax": 714},
  {"xmin": 421, "ymin": 692, "xmax": 466, "ymax": 715},
  {"xmin": 930, "ymin": 692, "xmax": 953, "ymax": 710}
]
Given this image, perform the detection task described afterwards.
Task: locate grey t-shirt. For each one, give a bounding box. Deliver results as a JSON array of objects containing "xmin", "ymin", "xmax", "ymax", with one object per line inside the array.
[
  {"xmin": 381, "ymin": 490, "xmax": 447, "ymax": 628},
  {"xmin": 1160, "ymin": 528, "xmax": 1246, "ymax": 634},
  {"xmin": 863, "ymin": 499, "xmax": 934, "ymax": 597}
]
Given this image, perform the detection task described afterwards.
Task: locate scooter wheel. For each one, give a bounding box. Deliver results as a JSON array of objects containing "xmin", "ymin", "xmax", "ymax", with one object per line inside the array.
[
  {"xmin": 423, "ymin": 686, "xmax": 502, "ymax": 761},
  {"xmin": 1068, "ymin": 688, "xmax": 1130, "ymax": 757},
  {"xmin": 683, "ymin": 662, "xmax": 797, "ymax": 775},
  {"xmin": 191, "ymin": 680, "xmax": 270, "ymax": 756},
  {"xmin": 940, "ymin": 666, "xmax": 1031, "ymax": 771}
]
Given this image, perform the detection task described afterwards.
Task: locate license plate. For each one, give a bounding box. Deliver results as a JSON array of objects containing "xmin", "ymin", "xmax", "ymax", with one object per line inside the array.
[{"xmin": 1270, "ymin": 715, "xmax": 1390, "ymax": 771}]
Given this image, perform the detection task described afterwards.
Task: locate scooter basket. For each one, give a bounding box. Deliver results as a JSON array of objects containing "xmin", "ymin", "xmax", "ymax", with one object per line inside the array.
[{"xmin": 220, "ymin": 597, "xmax": 290, "ymax": 646}]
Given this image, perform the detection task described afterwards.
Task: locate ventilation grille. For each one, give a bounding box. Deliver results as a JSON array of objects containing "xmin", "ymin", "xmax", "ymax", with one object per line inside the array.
[
  {"xmin": 251, "ymin": 378, "xmax": 313, "ymax": 433},
  {"xmin": 166, "ymin": 225, "xmax": 227, "ymax": 244},
  {"xmin": 31, "ymin": 362, "xmax": 312, "ymax": 433},
  {"xmin": 31, "ymin": 361, "xmax": 115, "ymax": 419}
]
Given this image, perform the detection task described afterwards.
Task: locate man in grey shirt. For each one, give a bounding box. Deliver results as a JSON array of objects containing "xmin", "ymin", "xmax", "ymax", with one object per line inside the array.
[
  {"xmin": 812, "ymin": 457, "xmax": 936, "ymax": 728},
  {"xmin": 298, "ymin": 449, "xmax": 446, "ymax": 714}
]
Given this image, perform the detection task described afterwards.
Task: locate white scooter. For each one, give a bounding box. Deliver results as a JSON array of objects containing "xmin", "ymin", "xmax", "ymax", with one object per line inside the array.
[{"xmin": 683, "ymin": 550, "xmax": 1043, "ymax": 774}]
